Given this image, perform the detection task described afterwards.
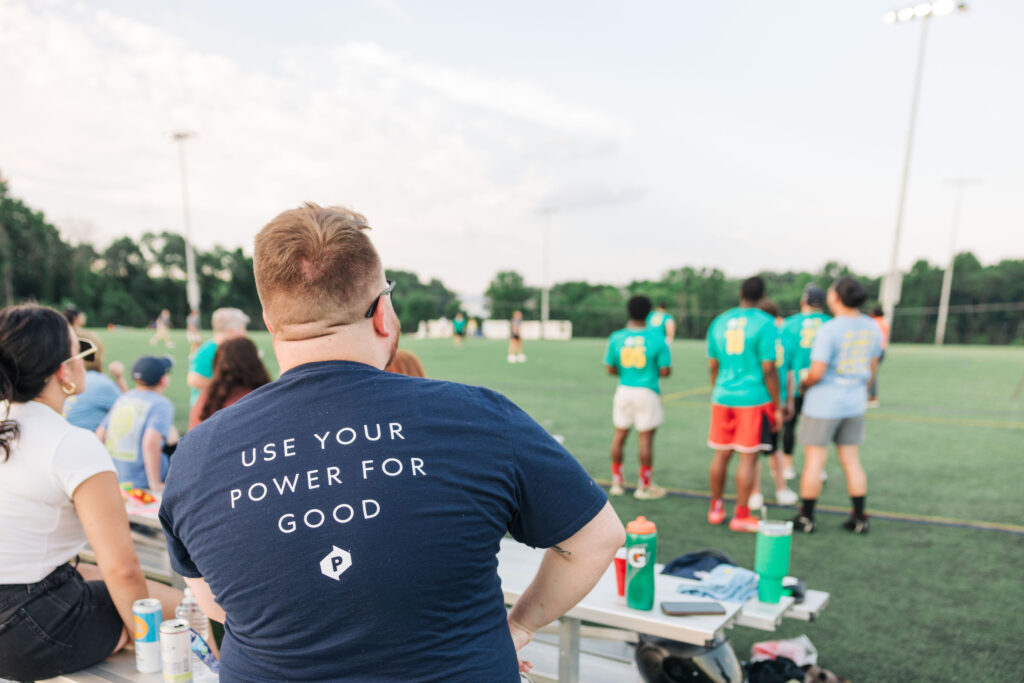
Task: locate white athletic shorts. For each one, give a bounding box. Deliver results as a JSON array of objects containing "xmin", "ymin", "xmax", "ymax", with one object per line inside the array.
[{"xmin": 612, "ymin": 385, "xmax": 664, "ymax": 432}]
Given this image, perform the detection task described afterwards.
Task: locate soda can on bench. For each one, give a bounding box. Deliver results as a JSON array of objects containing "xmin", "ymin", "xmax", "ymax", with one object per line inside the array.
[
  {"xmin": 160, "ymin": 618, "xmax": 193, "ymax": 682},
  {"xmin": 132, "ymin": 598, "xmax": 162, "ymax": 673}
]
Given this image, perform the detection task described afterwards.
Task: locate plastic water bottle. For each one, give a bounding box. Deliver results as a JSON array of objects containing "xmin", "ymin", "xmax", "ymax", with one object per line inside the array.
[
  {"xmin": 625, "ymin": 516, "xmax": 657, "ymax": 610},
  {"xmin": 176, "ymin": 588, "xmax": 212, "ymax": 678}
]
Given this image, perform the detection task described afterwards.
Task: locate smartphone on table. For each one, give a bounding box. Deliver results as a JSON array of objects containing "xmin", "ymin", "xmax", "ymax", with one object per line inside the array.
[{"xmin": 660, "ymin": 601, "xmax": 727, "ymax": 616}]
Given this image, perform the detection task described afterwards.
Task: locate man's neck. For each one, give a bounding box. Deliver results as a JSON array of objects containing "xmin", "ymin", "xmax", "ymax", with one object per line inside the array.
[
  {"xmin": 626, "ymin": 319, "xmax": 646, "ymax": 329},
  {"xmin": 738, "ymin": 299, "xmax": 756, "ymax": 308},
  {"xmin": 273, "ymin": 327, "xmax": 385, "ymax": 374}
]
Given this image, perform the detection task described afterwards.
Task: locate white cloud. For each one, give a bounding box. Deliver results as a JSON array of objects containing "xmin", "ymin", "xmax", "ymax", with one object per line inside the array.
[{"xmin": 0, "ymin": 0, "xmax": 630, "ymax": 294}]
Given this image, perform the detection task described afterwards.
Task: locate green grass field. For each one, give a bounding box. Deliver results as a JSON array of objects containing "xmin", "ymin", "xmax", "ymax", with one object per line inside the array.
[{"xmin": 95, "ymin": 329, "xmax": 1024, "ymax": 681}]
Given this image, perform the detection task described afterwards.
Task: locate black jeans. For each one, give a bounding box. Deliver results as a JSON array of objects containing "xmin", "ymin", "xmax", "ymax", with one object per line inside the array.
[{"xmin": 0, "ymin": 563, "xmax": 122, "ymax": 681}]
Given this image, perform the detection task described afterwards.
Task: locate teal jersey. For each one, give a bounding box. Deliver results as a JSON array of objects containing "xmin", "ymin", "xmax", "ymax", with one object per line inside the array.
[
  {"xmin": 646, "ymin": 310, "xmax": 673, "ymax": 336},
  {"xmin": 781, "ymin": 312, "xmax": 831, "ymax": 396},
  {"xmin": 706, "ymin": 307, "xmax": 778, "ymax": 407},
  {"xmin": 605, "ymin": 326, "xmax": 671, "ymax": 394},
  {"xmin": 188, "ymin": 340, "xmax": 218, "ymax": 406},
  {"xmin": 453, "ymin": 318, "xmax": 467, "ymax": 334}
]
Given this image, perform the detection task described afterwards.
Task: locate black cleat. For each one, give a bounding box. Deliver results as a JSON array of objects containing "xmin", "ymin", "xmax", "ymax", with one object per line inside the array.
[
  {"xmin": 792, "ymin": 514, "xmax": 816, "ymax": 534},
  {"xmin": 842, "ymin": 516, "xmax": 870, "ymax": 534}
]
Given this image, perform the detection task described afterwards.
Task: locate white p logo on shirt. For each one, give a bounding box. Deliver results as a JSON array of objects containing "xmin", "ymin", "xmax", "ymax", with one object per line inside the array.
[{"xmin": 320, "ymin": 546, "xmax": 352, "ymax": 580}]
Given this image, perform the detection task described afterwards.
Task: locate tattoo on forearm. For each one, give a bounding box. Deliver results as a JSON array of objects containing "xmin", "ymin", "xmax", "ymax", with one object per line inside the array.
[{"xmin": 551, "ymin": 545, "xmax": 572, "ymax": 557}]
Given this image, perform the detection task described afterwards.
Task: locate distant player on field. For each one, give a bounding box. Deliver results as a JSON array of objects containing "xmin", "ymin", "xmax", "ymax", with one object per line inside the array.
[
  {"xmin": 646, "ymin": 301, "xmax": 676, "ymax": 345},
  {"xmin": 452, "ymin": 312, "xmax": 467, "ymax": 348},
  {"xmin": 780, "ymin": 284, "xmax": 830, "ymax": 480},
  {"xmin": 605, "ymin": 295, "xmax": 672, "ymax": 500},
  {"xmin": 507, "ymin": 310, "xmax": 526, "ymax": 363},
  {"xmin": 705, "ymin": 276, "xmax": 781, "ymax": 532}
]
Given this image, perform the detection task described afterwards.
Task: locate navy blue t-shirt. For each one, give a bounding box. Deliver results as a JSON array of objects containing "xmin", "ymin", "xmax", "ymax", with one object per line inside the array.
[{"xmin": 160, "ymin": 361, "xmax": 607, "ymax": 682}]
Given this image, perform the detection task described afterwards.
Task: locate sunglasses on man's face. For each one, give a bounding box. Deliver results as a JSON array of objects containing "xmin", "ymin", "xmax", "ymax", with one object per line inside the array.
[
  {"xmin": 64, "ymin": 338, "xmax": 96, "ymax": 364},
  {"xmin": 364, "ymin": 280, "xmax": 397, "ymax": 319}
]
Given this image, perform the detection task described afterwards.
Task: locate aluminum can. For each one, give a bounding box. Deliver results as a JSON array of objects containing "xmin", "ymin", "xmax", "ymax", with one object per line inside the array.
[
  {"xmin": 132, "ymin": 598, "xmax": 162, "ymax": 673},
  {"xmin": 160, "ymin": 618, "xmax": 193, "ymax": 682}
]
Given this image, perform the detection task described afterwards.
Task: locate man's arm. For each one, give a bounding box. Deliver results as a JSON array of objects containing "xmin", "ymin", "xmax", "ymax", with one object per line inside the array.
[
  {"xmin": 187, "ymin": 371, "xmax": 211, "ymax": 393},
  {"xmin": 141, "ymin": 428, "xmax": 165, "ymax": 491},
  {"xmin": 606, "ymin": 365, "xmax": 619, "ymax": 376},
  {"xmin": 506, "ymin": 502, "xmax": 625, "ymax": 662},
  {"xmin": 108, "ymin": 361, "xmax": 129, "ymax": 393},
  {"xmin": 184, "ymin": 576, "xmax": 226, "ymax": 623},
  {"xmin": 708, "ymin": 358, "xmax": 720, "ymax": 387},
  {"xmin": 664, "ymin": 318, "xmax": 676, "ymax": 343},
  {"xmin": 762, "ymin": 361, "xmax": 782, "ymax": 432},
  {"xmin": 799, "ymin": 360, "xmax": 828, "ymax": 394},
  {"xmin": 659, "ymin": 367, "xmax": 671, "ymax": 377}
]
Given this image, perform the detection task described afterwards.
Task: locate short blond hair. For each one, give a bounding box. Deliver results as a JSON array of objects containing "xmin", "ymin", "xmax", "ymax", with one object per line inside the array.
[
  {"xmin": 254, "ymin": 203, "xmax": 382, "ymax": 327},
  {"xmin": 211, "ymin": 308, "xmax": 250, "ymax": 334}
]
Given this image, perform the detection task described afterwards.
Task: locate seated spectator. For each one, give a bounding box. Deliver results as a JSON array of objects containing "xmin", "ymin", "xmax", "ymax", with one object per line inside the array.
[
  {"xmin": 189, "ymin": 337, "xmax": 271, "ymax": 429},
  {"xmin": 63, "ymin": 332, "xmax": 128, "ymax": 431},
  {"xmin": 187, "ymin": 307, "xmax": 250, "ymax": 407},
  {"xmin": 385, "ymin": 348, "xmax": 426, "ymax": 377},
  {"xmin": 0, "ymin": 304, "xmax": 179, "ymax": 681},
  {"xmin": 96, "ymin": 356, "xmax": 176, "ymax": 491}
]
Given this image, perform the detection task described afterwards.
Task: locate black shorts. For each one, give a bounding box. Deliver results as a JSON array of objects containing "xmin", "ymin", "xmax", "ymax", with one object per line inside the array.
[
  {"xmin": 510, "ymin": 333, "xmax": 521, "ymax": 341},
  {"xmin": 0, "ymin": 563, "xmax": 123, "ymax": 680},
  {"xmin": 782, "ymin": 394, "xmax": 804, "ymax": 455},
  {"xmin": 761, "ymin": 413, "xmax": 777, "ymax": 455}
]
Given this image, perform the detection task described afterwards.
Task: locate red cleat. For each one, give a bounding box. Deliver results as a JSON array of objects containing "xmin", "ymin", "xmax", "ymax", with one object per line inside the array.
[{"xmin": 708, "ymin": 499, "xmax": 726, "ymax": 525}]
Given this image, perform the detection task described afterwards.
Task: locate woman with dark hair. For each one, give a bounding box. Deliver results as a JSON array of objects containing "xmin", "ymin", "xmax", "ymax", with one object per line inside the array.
[
  {"xmin": 792, "ymin": 277, "xmax": 882, "ymax": 535},
  {"xmin": 386, "ymin": 349, "xmax": 427, "ymax": 378},
  {"xmin": 189, "ymin": 337, "xmax": 271, "ymax": 429},
  {"xmin": 0, "ymin": 304, "xmax": 179, "ymax": 680}
]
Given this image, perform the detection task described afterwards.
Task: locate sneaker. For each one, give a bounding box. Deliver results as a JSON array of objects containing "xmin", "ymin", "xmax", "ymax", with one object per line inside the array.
[
  {"xmin": 820, "ymin": 470, "xmax": 828, "ymax": 482},
  {"xmin": 707, "ymin": 499, "xmax": 726, "ymax": 525},
  {"xmin": 507, "ymin": 354, "xmax": 517, "ymax": 363},
  {"xmin": 516, "ymin": 354, "xmax": 527, "ymax": 363},
  {"xmin": 729, "ymin": 515, "xmax": 760, "ymax": 533},
  {"xmin": 775, "ymin": 487, "xmax": 799, "ymax": 506},
  {"xmin": 792, "ymin": 514, "xmax": 816, "ymax": 534},
  {"xmin": 867, "ymin": 399, "xmax": 880, "ymax": 408},
  {"xmin": 609, "ymin": 482, "xmax": 625, "ymax": 496},
  {"xmin": 747, "ymin": 492, "xmax": 764, "ymax": 511},
  {"xmin": 783, "ymin": 466, "xmax": 796, "ymax": 481},
  {"xmin": 633, "ymin": 484, "xmax": 666, "ymax": 500},
  {"xmin": 842, "ymin": 516, "xmax": 870, "ymax": 534}
]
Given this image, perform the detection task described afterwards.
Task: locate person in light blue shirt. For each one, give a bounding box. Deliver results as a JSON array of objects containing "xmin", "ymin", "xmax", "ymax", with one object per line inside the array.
[
  {"xmin": 96, "ymin": 356, "xmax": 176, "ymax": 490},
  {"xmin": 793, "ymin": 277, "xmax": 881, "ymax": 535},
  {"xmin": 63, "ymin": 333, "xmax": 127, "ymax": 431}
]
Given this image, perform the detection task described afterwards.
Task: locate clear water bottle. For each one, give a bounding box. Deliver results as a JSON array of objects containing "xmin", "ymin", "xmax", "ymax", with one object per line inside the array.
[{"xmin": 176, "ymin": 587, "xmax": 212, "ymax": 677}]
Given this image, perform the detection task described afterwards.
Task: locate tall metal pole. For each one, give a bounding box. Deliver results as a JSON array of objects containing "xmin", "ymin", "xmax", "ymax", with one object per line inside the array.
[
  {"xmin": 540, "ymin": 211, "xmax": 550, "ymax": 338},
  {"xmin": 935, "ymin": 179, "xmax": 977, "ymax": 345},
  {"xmin": 882, "ymin": 16, "xmax": 930, "ymax": 330},
  {"xmin": 173, "ymin": 132, "xmax": 200, "ymax": 317}
]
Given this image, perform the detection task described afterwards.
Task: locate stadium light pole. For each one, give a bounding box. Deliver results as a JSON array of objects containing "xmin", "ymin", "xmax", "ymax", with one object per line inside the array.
[
  {"xmin": 172, "ymin": 131, "xmax": 201, "ymax": 318},
  {"xmin": 538, "ymin": 206, "xmax": 557, "ymax": 339},
  {"xmin": 880, "ymin": 1, "xmax": 967, "ymax": 333},
  {"xmin": 934, "ymin": 178, "xmax": 979, "ymax": 345}
]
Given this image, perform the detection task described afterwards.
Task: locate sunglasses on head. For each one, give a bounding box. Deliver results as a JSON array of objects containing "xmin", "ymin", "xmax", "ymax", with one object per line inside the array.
[
  {"xmin": 64, "ymin": 338, "xmax": 96, "ymax": 364},
  {"xmin": 364, "ymin": 280, "xmax": 397, "ymax": 318}
]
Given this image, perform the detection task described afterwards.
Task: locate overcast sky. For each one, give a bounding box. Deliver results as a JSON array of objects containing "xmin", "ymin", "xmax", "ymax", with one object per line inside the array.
[{"xmin": 1, "ymin": 0, "xmax": 1021, "ymax": 295}]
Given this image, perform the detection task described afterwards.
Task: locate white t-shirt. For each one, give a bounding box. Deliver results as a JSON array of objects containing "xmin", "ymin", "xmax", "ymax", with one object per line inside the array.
[{"xmin": 0, "ymin": 400, "xmax": 116, "ymax": 583}]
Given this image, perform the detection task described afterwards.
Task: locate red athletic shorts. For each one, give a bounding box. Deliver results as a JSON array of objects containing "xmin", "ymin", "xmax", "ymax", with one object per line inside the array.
[{"xmin": 707, "ymin": 403, "xmax": 775, "ymax": 453}]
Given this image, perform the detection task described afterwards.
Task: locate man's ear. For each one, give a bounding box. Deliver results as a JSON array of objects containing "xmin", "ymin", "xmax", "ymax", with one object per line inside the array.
[
  {"xmin": 262, "ymin": 311, "xmax": 274, "ymax": 334},
  {"xmin": 371, "ymin": 300, "xmax": 393, "ymax": 338}
]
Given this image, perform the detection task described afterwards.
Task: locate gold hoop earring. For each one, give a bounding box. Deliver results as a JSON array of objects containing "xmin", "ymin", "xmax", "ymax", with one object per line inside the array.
[{"xmin": 61, "ymin": 381, "xmax": 76, "ymax": 396}]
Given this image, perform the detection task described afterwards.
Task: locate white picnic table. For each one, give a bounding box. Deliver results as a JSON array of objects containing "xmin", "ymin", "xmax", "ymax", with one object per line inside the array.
[{"xmin": 56, "ymin": 497, "xmax": 828, "ymax": 682}]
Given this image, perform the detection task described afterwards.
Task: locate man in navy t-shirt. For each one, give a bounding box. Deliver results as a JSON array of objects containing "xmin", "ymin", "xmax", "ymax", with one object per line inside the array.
[{"xmin": 160, "ymin": 203, "xmax": 625, "ymax": 682}]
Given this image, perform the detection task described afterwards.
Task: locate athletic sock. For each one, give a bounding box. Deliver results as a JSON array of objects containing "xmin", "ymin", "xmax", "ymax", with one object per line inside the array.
[
  {"xmin": 639, "ymin": 466, "xmax": 652, "ymax": 487},
  {"xmin": 735, "ymin": 505, "xmax": 751, "ymax": 519},
  {"xmin": 611, "ymin": 462, "xmax": 623, "ymax": 483},
  {"xmin": 801, "ymin": 498, "xmax": 817, "ymax": 519},
  {"xmin": 851, "ymin": 496, "xmax": 866, "ymax": 519}
]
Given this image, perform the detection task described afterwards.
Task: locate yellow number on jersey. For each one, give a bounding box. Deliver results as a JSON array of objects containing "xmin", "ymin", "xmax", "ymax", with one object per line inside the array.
[
  {"xmin": 775, "ymin": 339, "xmax": 785, "ymax": 368},
  {"xmin": 620, "ymin": 346, "xmax": 647, "ymax": 369},
  {"xmin": 725, "ymin": 328, "xmax": 746, "ymax": 355},
  {"xmin": 800, "ymin": 320, "xmax": 822, "ymax": 349}
]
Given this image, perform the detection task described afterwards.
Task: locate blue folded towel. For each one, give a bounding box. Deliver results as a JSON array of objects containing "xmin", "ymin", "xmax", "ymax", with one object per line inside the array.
[{"xmin": 677, "ymin": 564, "xmax": 758, "ymax": 603}]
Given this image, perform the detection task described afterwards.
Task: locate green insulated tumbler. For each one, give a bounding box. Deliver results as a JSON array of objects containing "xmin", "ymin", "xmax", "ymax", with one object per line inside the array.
[
  {"xmin": 625, "ymin": 516, "xmax": 657, "ymax": 610},
  {"xmin": 754, "ymin": 520, "xmax": 793, "ymax": 603}
]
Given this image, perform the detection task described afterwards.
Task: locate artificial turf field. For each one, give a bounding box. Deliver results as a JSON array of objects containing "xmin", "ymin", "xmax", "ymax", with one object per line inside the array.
[{"xmin": 97, "ymin": 328, "xmax": 1024, "ymax": 681}]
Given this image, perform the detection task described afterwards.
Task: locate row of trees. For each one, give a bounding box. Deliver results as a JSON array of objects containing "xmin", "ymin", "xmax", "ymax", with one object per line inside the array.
[
  {"xmin": 3, "ymin": 175, "xmax": 1021, "ymax": 343},
  {"xmin": 486, "ymin": 256, "xmax": 1024, "ymax": 344},
  {"xmin": 0, "ymin": 176, "xmax": 458, "ymax": 332}
]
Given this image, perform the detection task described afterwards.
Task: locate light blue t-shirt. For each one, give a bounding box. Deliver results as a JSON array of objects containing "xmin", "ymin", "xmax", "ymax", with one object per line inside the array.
[
  {"xmin": 100, "ymin": 389, "xmax": 174, "ymax": 487},
  {"xmin": 64, "ymin": 370, "xmax": 121, "ymax": 432},
  {"xmin": 801, "ymin": 315, "xmax": 882, "ymax": 419}
]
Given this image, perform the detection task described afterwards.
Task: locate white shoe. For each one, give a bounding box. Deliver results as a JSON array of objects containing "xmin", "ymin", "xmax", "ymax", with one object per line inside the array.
[
  {"xmin": 507, "ymin": 354, "xmax": 517, "ymax": 363},
  {"xmin": 821, "ymin": 470, "xmax": 828, "ymax": 482},
  {"xmin": 633, "ymin": 484, "xmax": 667, "ymax": 500},
  {"xmin": 748, "ymin": 492, "xmax": 764, "ymax": 511},
  {"xmin": 775, "ymin": 487, "xmax": 799, "ymax": 506},
  {"xmin": 609, "ymin": 482, "xmax": 625, "ymax": 496},
  {"xmin": 516, "ymin": 354, "xmax": 527, "ymax": 362},
  {"xmin": 783, "ymin": 466, "xmax": 796, "ymax": 481},
  {"xmin": 867, "ymin": 399, "xmax": 880, "ymax": 408}
]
